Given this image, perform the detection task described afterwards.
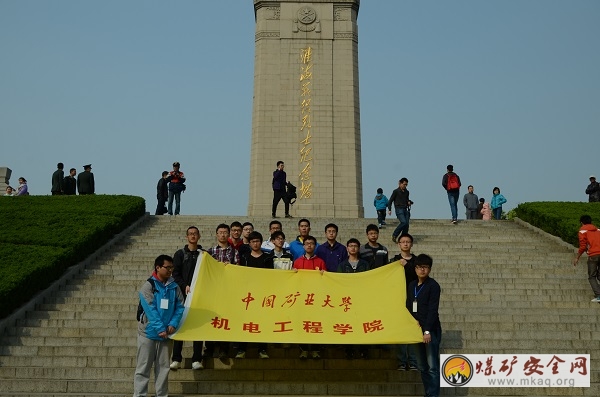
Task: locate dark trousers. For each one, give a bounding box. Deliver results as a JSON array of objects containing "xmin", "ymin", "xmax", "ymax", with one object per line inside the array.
[
  {"xmin": 155, "ymin": 196, "xmax": 167, "ymax": 215},
  {"xmin": 272, "ymin": 190, "xmax": 289, "ymax": 216},
  {"xmin": 376, "ymin": 209, "xmax": 387, "ymax": 225},
  {"xmin": 171, "ymin": 340, "xmax": 204, "ymax": 363}
]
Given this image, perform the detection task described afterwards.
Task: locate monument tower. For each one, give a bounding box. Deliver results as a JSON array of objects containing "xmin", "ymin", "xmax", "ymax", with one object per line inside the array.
[{"xmin": 248, "ymin": 0, "xmax": 364, "ymax": 218}]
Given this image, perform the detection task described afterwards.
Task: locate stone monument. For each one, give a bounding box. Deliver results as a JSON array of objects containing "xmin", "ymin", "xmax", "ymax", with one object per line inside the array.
[
  {"xmin": 247, "ymin": 0, "xmax": 364, "ymax": 218},
  {"xmin": 0, "ymin": 167, "xmax": 12, "ymax": 193}
]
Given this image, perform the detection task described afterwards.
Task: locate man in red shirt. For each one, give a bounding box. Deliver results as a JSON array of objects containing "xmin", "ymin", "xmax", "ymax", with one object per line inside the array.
[{"xmin": 293, "ymin": 235, "xmax": 325, "ymax": 358}]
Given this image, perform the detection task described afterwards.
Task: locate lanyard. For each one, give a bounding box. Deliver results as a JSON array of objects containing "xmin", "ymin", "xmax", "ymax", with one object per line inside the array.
[{"xmin": 414, "ymin": 283, "xmax": 425, "ymax": 299}]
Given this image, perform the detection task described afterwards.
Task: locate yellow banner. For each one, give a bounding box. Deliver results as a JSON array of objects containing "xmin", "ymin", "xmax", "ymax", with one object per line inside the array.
[{"xmin": 171, "ymin": 253, "xmax": 423, "ymax": 344}]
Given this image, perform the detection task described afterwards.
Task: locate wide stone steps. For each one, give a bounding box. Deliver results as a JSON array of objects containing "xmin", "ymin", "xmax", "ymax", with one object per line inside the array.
[{"xmin": 1, "ymin": 215, "xmax": 597, "ymax": 396}]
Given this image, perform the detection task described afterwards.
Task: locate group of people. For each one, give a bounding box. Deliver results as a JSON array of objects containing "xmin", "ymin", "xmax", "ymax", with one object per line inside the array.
[
  {"xmin": 155, "ymin": 161, "xmax": 186, "ymax": 216},
  {"xmin": 374, "ymin": 165, "xmax": 508, "ymax": 243},
  {"xmin": 3, "ymin": 177, "xmax": 28, "ymax": 196},
  {"xmin": 135, "ymin": 218, "xmax": 442, "ymax": 397},
  {"xmin": 50, "ymin": 162, "xmax": 94, "ymax": 195}
]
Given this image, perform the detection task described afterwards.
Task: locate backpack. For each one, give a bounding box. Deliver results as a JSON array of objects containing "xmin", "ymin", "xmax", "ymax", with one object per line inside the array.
[
  {"xmin": 447, "ymin": 173, "xmax": 460, "ymax": 191},
  {"xmin": 136, "ymin": 277, "xmax": 157, "ymax": 321},
  {"xmin": 286, "ymin": 182, "xmax": 297, "ymax": 205}
]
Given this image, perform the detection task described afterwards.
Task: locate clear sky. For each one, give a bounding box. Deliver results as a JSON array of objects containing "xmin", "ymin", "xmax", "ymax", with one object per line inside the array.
[{"xmin": 1, "ymin": 1, "xmax": 598, "ymax": 219}]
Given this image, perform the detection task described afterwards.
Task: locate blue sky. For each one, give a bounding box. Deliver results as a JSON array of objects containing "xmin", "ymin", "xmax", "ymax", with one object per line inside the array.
[{"xmin": 1, "ymin": 1, "xmax": 598, "ymax": 219}]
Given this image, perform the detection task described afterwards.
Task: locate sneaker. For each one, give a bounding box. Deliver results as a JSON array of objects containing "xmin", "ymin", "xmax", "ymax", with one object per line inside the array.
[
  {"xmin": 169, "ymin": 361, "xmax": 181, "ymax": 370},
  {"xmin": 391, "ymin": 235, "xmax": 397, "ymax": 243},
  {"xmin": 299, "ymin": 350, "xmax": 308, "ymax": 359},
  {"xmin": 591, "ymin": 296, "xmax": 600, "ymax": 302},
  {"xmin": 378, "ymin": 224, "xmax": 383, "ymax": 228},
  {"xmin": 235, "ymin": 350, "xmax": 246, "ymax": 359},
  {"xmin": 397, "ymin": 364, "xmax": 407, "ymax": 371},
  {"xmin": 452, "ymin": 219, "xmax": 458, "ymax": 224},
  {"xmin": 272, "ymin": 213, "xmax": 277, "ymax": 218},
  {"xmin": 259, "ymin": 350, "xmax": 270, "ymax": 359},
  {"xmin": 408, "ymin": 364, "xmax": 418, "ymax": 371},
  {"xmin": 285, "ymin": 214, "xmax": 293, "ymax": 218},
  {"xmin": 311, "ymin": 351, "xmax": 321, "ymax": 359},
  {"xmin": 192, "ymin": 361, "xmax": 204, "ymax": 370}
]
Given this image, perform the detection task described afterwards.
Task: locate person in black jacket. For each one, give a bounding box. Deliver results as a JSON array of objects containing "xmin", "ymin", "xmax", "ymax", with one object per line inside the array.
[
  {"xmin": 389, "ymin": 234, "xmax": 418, "ymax": 371},
  {"xmin": 63, "ymin": 168, "xmax": 77, "ymax": 195},
  {"xmin": 155, "ymin": 171, "xmax": 168, "ymax": 215},
  {"xmin": 387, "ymin": 178, "xmax": 412, "ymax": 242},
  {"xmin": 77, "ymin": 164, "xmax": 95, "ymax": 195},
  {"xmin": 169, "ymin": 226, "xmax": 205, "ymax": 371},
  {"xmin": 51, "ymin": 162, "xmax": 64, "ymax": 195},
  {"xmin": 407, "ymin": 254, "xmax": 441, "ymax": 397}
]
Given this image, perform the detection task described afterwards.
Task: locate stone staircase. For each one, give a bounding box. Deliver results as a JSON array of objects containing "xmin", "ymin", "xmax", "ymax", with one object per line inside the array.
[{"xmin": 0, "ymin": 215, "xmax": 598, "ymax": 397}]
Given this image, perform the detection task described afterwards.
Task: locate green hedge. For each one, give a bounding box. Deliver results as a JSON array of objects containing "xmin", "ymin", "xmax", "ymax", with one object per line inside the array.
[
  {"xmin": 0, "ymin": 195, "xmax": 145, "ymax": 319},
  {"xmin": 514, "ymin": 202, "xmax": 600, "ymax": 246}
]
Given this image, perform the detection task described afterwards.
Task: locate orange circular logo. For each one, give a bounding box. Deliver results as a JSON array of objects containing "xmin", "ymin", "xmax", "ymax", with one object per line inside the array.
[{"xmin": 441, "ymin": 355, "xmax": 473, "ymax": 386}]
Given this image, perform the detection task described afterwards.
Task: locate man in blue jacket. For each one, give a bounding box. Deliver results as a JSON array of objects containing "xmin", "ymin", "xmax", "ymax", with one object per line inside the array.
[{"xmin": 134, "ymin": 255, "xmax": 185, "ymax": 397}]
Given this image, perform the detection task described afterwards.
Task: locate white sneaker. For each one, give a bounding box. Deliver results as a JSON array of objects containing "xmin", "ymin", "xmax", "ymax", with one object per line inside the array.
[
  {"xmin": 235, "ymin": 351, "xmax": 246, "ymax": 359},
  {"xmin": 591, "ymin": 296, "xmax": 600, "ymax": 302},
  {"xmin": 169, "ymin": 361, "xmax": 181, "ymax": 370},
  {"xmin": 258, "ymin": 350, "xmax": 269, "ymax": 359},
  {"xmin": 191, "ymin": 361, "xmax": 203, "ymax": 370}
]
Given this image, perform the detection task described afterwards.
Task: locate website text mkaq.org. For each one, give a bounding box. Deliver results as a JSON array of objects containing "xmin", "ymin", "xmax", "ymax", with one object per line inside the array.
[{"xmin": 441, "ymin": 354, "xmax": 590, "ymax": 388}]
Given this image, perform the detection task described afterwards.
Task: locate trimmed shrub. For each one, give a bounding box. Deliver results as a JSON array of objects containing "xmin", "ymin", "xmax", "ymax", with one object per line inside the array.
[
  {"xmin": 0, "ymin": 195, "xmax": 145, "ymax": 318},
  {"xmin": 514, "ymin": 202, "xmax": 600, "ymax": 246}
]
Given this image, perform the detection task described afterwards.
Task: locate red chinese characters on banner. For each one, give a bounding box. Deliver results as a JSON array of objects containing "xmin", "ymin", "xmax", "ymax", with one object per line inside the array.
[
  {"xmin": 210, "ymin": 316, "xmax": 384, "ymax": 336},
  {"xmin": 243, "ymin": 291, "xmax": 353, "ymax": 312}
]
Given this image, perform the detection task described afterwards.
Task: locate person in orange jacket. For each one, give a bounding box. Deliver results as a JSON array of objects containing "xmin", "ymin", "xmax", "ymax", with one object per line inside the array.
[{"xmin": 573, "ymin": 215, "xmax": 600, "ymax": 302}]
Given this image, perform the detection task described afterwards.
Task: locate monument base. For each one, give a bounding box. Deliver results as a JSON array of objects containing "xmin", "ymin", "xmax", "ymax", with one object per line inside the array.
[{"xmin": 248, "ymin": 203, "xmax": 364, "ymax": 219}]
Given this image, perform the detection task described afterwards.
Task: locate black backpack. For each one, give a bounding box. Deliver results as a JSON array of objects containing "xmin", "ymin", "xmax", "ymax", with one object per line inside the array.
[
  {"xmin": 286, "ymin": 182, "xmax": 297, "ymax": 205},
  {"xmin": 136, "ymin": 277, "xmax": 157, "ymax": 321}
]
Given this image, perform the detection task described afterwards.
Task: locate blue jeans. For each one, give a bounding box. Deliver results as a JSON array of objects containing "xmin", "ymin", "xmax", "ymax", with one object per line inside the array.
[
  {"xmin": 415, "ymin": 330, "xmax": 441, "ymax": 397},
  {"xmin": 447, "ymin": 191, "xmax": 459, "ymax": 221},
  {"xmin": 493, "ymin": 207, "xmax": 502, "ymax": 220},
  {"xmin": 392, "ymin": 207, "xmax": 410, "ymax": 238},
  {"xmin": 168, "ymin": 191, "xmax": 181, "ymax": 215}
]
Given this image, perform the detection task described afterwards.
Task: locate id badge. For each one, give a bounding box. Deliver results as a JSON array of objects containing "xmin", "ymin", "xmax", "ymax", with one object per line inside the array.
[
  {"xmin": 412, "ymin": 300, "xmax": 417, "ymax": 313},
  {"xmin": 160, "ymin": 299, "xmax": 169, "ymax": 310}
]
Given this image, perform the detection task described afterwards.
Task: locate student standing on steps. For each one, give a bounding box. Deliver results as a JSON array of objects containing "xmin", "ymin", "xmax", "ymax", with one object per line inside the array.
[
  {"xmin": 573, "ymin": 215, "xmax": 600, "ymax": 302},
  {"xmin": 169, "ymin": 226, "xmax": 205, "ymax": 371},
  {"xmin": 134, "ymin": 255, "xmax": 184, "ymax": 397},
  {"xmin": 315, "ymin": 223, "xmax": 348, "ymax": 272},
  {"xmin": 390, "ymin": 233, "xmax": 418, "ymax": 371},
  {"xmin": 407, "ymin": 254, "xmax": 441, "ymax": 397},
  {"xmin": 359, "ymin": 224, "xmax": 389, "ymax": 270}
]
